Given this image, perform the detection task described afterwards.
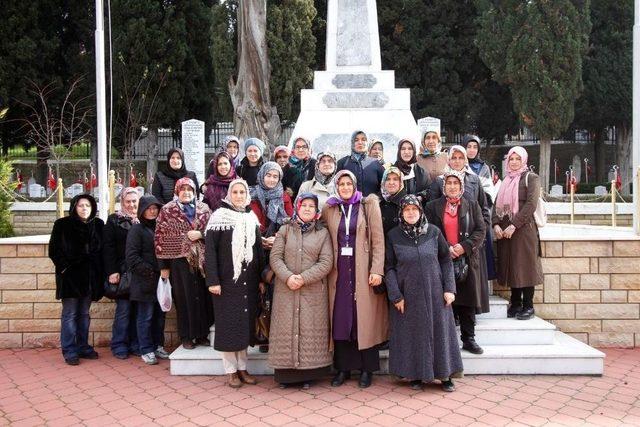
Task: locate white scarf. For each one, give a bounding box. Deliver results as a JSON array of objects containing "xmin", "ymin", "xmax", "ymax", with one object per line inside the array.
[{"xmin": 206, "ymin": 205, "xmax": 260, "ymax": 281}]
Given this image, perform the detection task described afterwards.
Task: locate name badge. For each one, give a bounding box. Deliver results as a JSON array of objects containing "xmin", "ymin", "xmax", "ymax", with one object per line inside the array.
[{"xmin": 341, "ymin": 247, "xmax": 354, "ymax": 257}]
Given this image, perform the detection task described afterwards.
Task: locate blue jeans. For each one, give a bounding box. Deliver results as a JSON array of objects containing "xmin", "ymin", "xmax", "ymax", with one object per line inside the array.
[
  {"xmin": 111, "ymin": 299, "xmax": 139, "ymax": 356},
  {"xmin": 136, "ymin": 301, "xmax": 166, "ymax": 355},
  {"xmin": 61, "ymin": 296, "xmax": 94, "ymax": 360}
]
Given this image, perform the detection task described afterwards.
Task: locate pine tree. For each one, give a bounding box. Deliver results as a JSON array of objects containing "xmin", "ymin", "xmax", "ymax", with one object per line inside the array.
[{"xmin": 477, "ymin": 0, "xmax": 592, "ymax": 191}]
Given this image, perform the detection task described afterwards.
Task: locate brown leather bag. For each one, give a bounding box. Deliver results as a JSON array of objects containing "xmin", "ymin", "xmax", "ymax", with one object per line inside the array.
[{"xmin": 255, "ymin": 290, "xmax": 271, "ymax": 344}]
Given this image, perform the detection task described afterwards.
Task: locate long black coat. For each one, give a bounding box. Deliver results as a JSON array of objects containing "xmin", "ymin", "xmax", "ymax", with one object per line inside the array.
[
  {"xmin": 425, "ymin": 196, "xmax": 488, "ymax": 311},
  {"xmin": 400, "ymin": 163, "xmax": 431, "ymax": 200},
  {"xmin": 151, "ymin": 170, "xmax": 199, "ymax": 205},
  {"xmin": 125, "ymin": 196, "xmax": 162, "ymax": 303},
  {"xmin": 337, "ymin": 155, "xmax": 384, "ymax": 196},
  {"xmin": 49, "ymin": 194, "xmax": 104, "ymax": 301},
  {"xmin": 379, "ymin": 189, "xmax": 406, "ymax": 236},
  {"xmin": 430, "ymin": 172, "xmax": 490, "ymax": 227},
  {"xmin": 103, "ymin": 213, "xmax": 134, "ymax": 280},
  {"xmin": 282, "ymin": 158, "xmax": 316, "ymax": 199},
  {"xmin": 384, "ymin": 225, "xmax": 463, "ymax": 381},
  {"xmin": 205, "ymin": 207, "xmax": 266, "ymax": 352}
]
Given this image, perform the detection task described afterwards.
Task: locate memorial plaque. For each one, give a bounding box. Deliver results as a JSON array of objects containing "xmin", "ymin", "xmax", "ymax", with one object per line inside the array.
[
  {"xmin": 417, "ymin": 117, "xmax": 441, "ymax": 137},
  {"xmin": 181, "ymin": 119, "xmax": 205, "ymax": 186},
  {"xmin": 550, "ymin": 185, "xmax": 564, "ymax": 197},
  {"xmin": 594, "ymin": 185, "xmax": 608, "ymax": 196}
]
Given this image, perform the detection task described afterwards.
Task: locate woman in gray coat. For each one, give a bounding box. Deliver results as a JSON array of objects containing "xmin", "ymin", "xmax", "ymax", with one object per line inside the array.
[{"xmin": 385, "ymin": 194, "xmax": 463, "ymax": 392}]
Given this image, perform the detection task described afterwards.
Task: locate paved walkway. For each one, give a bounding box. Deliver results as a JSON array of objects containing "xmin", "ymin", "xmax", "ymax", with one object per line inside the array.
[{"xmin": 0, "ymin": 348, "xmax": 638, "ymax": 426}]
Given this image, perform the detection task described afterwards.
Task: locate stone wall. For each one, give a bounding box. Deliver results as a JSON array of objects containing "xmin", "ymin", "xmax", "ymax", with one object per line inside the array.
[
  {"xmin": 494, "ymin": 240, "xmax": 640, "ymax": 348},
  {"xmin": 1, "ymin": 238, "xmax": 639, "ymax": 349},
  {"xmin": 0, "ymin": 240, "xmax": 180, "ymax": 349}
]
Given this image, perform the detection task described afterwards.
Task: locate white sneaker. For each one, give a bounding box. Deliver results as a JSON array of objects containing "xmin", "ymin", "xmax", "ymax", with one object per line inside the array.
[
  {"xmin": 155, "ymin": 346, "xmax": 170, "ymax": 359},
  {"xmin": 141, "ymin": 352, "xmax": 158, "ymax": 365}
]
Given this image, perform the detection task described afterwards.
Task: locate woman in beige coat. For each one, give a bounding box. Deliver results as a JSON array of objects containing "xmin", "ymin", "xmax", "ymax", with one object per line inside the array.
[
  {"xmin": 321, "ymin": 170, "xmax": 388, "ymax": 389},
  {"xmin": 269, "ymin": 193, "xmax": 334, "ymax": 389}
]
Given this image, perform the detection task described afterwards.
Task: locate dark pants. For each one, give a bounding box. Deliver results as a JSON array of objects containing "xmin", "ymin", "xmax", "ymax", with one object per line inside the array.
[
  {"xmin": 334, "ymin": 340, "xmax": 380, "ymax": 373},
  {"xmin": 453, "ymin": 305, "xmax": 476, "ymax": 342},
  {"xmin": 511, "ymin": 287, "xmax": 535, "ymax": 309},
  {"xmin": 60, "ymin": 296, "xmax": 94, "ymax": 360},
  {"xmin": 111, "ymin": 299, "xmax": 139, "ymax": 356},
  {"xmin": 136, "ymin": 301, "xmax": 166, "ymax": 355}
]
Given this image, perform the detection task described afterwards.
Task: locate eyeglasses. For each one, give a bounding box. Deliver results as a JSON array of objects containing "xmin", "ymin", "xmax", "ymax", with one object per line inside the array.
[{"xmin": 294, "ymin": 145, "xmax": 308, "ymax": 150}]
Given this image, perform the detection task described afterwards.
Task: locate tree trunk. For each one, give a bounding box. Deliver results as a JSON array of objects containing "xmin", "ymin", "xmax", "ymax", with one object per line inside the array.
[
  {"xmin": 35, "ymin": 146, "xmax": 49, "ymax": 187},
  {"xmin": 593, "ymin": 128, "xmax": 606, "ymax": 183},
  {"xmin": 229, "ymin": 0, "xmax": 281, "ymax": 154},
  {"xmin": 539, "ymin": 138, "xmax": 551, "ymax": 194},
  {"xmin": 146, "ymin": 128, "xmax": 158, "ymax": 193},
  {"xmin": 616, "ymin": 123, "xmax": 632, "ymax": 196}
]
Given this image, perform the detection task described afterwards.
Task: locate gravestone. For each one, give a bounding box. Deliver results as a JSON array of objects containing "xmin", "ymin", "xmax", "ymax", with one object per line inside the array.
[
  {"xmin": 417, "ymin": 117, "xmax": 441, "ymax": 138},
  {"xmin": 66, "ymin": 183, "xmax": 85, "ymax": 199},
  {"xmin": 136, "ymin": 186, "xmax": 145, "ymax": 197},
  {"xmin": 594, "ymin": 186, "xmax": 608, "ymax": 196},
  {"xmin": 114, "ymin": 183, "xmax": 124, "ymax": 198},
  {"xmin": 28, "ymin": 184, "xmax": 44, "ymax": 198},
  {"xmin": 290, "ymin": 0, "xmax": 418, "ymax": 160},
  {"xmin": 572, "ymin": 155, "xmax": 582, "ymax": 184},
  {"xmin": 550, "ymin": 185, "xmax": 564, "ymax": 197},
  {"xmin": 181, "ymin": 119, "xmax": 205, "ymax": 185}
]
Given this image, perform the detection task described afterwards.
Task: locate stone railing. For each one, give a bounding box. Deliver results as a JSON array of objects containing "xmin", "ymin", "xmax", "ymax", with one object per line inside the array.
[
  {"xmin": 0, "ymin": 236, "xmax": 180, "ymax": 349},
  {"xmin": 1, "ymin": 224, "xmax": 639, "ymax": 348}
]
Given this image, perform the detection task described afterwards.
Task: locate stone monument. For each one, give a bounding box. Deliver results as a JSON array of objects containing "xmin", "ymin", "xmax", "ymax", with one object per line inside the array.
[
  {"xmin": 181, "ymin": 119, "xmax": 205, "ymax": 185},
  {"xmin": 290, "ymin": 0, "xmax": 419, "ymax": 160}
]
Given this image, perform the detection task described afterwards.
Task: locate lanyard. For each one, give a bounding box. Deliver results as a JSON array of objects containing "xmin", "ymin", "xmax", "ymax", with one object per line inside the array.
[{"xmin": 340, "ymin": 204, "xmax": 353, "ymax": 243}]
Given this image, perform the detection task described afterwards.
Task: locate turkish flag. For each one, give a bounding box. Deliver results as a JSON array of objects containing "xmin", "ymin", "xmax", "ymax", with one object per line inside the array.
[
  {"xmin": 47, "ymin": 169, "xmax": 56, "ymax": 191},
  {"xmin": 130, "ymin": 170, "xmax": 137, "ymax": 187},
  {"xmin": 615, "ymin": 173, "xmax": 622, "ymax": 191}
]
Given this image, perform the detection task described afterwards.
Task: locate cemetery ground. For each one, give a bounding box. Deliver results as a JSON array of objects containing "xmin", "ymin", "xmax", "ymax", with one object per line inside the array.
[{"xmin": 0, "ymin": 347, "xmax": 639, "ymax": 426}]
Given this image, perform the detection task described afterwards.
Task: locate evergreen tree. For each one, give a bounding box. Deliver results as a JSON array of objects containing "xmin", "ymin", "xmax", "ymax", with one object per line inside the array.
[
  {"xmin": 477, "ymin": 0, "xmax": 591, "ymax": 191},
  {"xmin": 574, "ymin": 0, "xmax": 632, "ymax": 186},
  {"xmin": 211, "ymin": 0, "xmax": 238, "ymax": 121}
]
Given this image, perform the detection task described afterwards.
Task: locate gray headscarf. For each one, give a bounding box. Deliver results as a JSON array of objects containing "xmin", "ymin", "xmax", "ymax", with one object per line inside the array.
[{"xmin": 250, "ymin": 161, "xmax": 288, "ymax": 226}]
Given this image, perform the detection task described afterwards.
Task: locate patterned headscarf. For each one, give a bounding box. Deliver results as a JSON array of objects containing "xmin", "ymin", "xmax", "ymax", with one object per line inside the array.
[
  {"xmin": 117, "ymin": 187, "xmax": 140, "ymax": 224},
  {"xmin": 442, "ymin": 169, "xmax": 465, "ymax": 216},
  {"xmin": 421, "ymin": 131, "xmax": 442, "ymax": 156},
  {"xmin": 496, "ymin": 146, "xmax": 529, "ymax": 215},
  {"xmin": 380, "ymin": 167, "xmax": 405, "ymax": 202},
  {"xmin": 174, "ymin": 177, "xmax": 197, "ymax": 221},
  {"xmin": 250, "ymin": 161, "xmax": 288, "ymax": 225},
  {"xmin": 314, "ymin": 152, "xmax": 337, "ymax": 186},
  {"xmin": 293, "ymin": 192, "xmax": 320, "ymax": 233},
  {"xmin": 399, "ymin": 194, "xmax": 428, "ymax": 239},
  {"xmin": 326, "ymin": 170, "xmax": 363, "ymax": 207},
  {"xmin": 204, "ymin": 152, "xmax": 238, "ymax": 212}
]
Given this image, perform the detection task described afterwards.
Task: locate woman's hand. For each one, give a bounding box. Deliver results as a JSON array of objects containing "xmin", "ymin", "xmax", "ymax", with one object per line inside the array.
[
  {"xmin": 259, "ymin": 282, "xmax": 267, "ymax": 294},
  {"xmin": 449, "ymin": 246, "xmax": 458, "ymax": 259},
  {"xmin": 369, "ymin": 273, "xmax": 382, "ymax": 287},
  {"xmin": 444, "ymin": 292, "xmax": 455, "ymax": 306},
  {"xmin": 261, "ymin": 236, "xmax": 275, "ymax": 249},
  {"xmin": 452, "ymin": 244, "xmax": 465, "ymax": 257},
  {"xmin": 160, "ymin": 269, "xmax": 170, "ymax": 279},
  {"xmin": 286, "ymin": 275, "xmax": 304, "ymax": 290},
  {"xmin": 209, "ymin": 285, "xmax": 221, "ymax": 295},
  {"xmin": 503, "ymin": 224, "xmax": 516, "ymax": 239},
  {"xmin": 187, "ymin": 230, "xmax": 202, "ymax": 242},
  {"xmin": 493, "ymin": 225, "xmax": 504, "ymax": 240},
  {"xmin": 394, "ymin": 299, "xmax": 405, "ymax": 314},
  {"xmin": 108, "ymin": 273, "xmax": 120, "ymax": 284}
]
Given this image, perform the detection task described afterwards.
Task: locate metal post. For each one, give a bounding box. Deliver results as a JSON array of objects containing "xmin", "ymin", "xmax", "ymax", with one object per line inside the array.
[{"xmin": 95, "ymin": 0, "xmax": 109, "ymax": 220}]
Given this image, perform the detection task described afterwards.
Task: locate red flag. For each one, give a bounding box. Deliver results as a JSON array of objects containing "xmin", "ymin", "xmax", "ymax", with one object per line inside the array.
[
  {"xmin": 90, "ymin": 171, "xmax": 97, "ymax": 190},
  {"xmin": 129, "ymin": 167, "xmax": 137, "ymax": 187},
  {"xmin": 570, "ymin": 176, "xmax": 577, "ymax": 193},
  {"xmin": 47, "ymin": 169, "xmax": 56, "ymax": 191},
  {"xmin": 492, "ymin": 170, "xmax": 500, "ymax": 185},
  {"xmin": 616, "ymin": 173, "xmax": 622, "ymax": 191}
]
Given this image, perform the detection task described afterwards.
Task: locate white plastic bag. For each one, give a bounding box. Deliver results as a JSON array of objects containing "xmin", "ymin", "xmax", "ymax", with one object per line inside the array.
[{"xmin": 157, "ymin": 277, "xmax": 172, "ymax": 312}]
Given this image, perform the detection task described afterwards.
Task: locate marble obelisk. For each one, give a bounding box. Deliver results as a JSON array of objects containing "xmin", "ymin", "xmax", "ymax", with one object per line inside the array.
[{"xmin": 290, "ymin": 0, "xmax": 419, "ymax": 160}]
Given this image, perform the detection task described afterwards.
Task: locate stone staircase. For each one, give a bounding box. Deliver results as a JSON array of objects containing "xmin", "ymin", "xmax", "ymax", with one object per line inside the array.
[{"xmin": 170, "ymin": 296, "xmax": 605, "ymax": 376}]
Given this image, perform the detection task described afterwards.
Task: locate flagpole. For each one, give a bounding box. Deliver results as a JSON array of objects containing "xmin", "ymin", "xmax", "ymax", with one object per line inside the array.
[
  {"xmin": 95, "ymin": 0, "xmax": 109, "ymax": 220},
  {"xmin": 633, "ymin": 0, "xmax": 640, "ymax": 233}
]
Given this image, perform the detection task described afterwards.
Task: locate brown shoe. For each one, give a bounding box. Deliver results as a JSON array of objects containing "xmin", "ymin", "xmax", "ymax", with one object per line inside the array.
[
  {"xmin": 228, "ymin": 373, "xmax": 242, "ymax": 388},
  {"xmin": 182, "ymin": 339, "xmax": 195, "ymax": 350},
  {"xmin": 237, "ymin": 370, "xmax": 257, "ymax": 385}
]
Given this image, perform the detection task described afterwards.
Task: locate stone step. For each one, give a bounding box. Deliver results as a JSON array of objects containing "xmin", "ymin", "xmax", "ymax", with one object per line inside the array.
[
  {"xmin": 469, "ymin": 316, "xmax": 556, "ymax": 345},
  {"xmin": 477, "ymin": 295, "xmax": 509, "ymax": 320},
  {"xmin": 170, "ymin": 332, "xmax": 604, "ymax": 376}
]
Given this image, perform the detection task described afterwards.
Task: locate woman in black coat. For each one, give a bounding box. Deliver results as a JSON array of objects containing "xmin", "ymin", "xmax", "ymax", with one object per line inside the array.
[
  {"xmin": 425, "ymin": 170, "xmax": 487, "ymax": 355},
  {"xmin": 205, "ymin": 179, "xmax": 265, "ymax": 388},
  {"xmin": 49, "ymin": 194, "xmax": 104, "ymax": 365},
  {"xmin": 152, "ymin": 148, "xmax": 200, "ymax": 205},
  {"xmin": 126, "ymin": 195, "xmax": 167, "ymax": 365},
  {"xmin": 103, "ymin": 187, "xmax": 140, "ymax": 359},
  {"xmin": 379, "ymin": 166, "xmax": 407, "ymax": 235},
  {"xmin": 394, "ymin": 139, "xmax": 431, "ymax": 200}
]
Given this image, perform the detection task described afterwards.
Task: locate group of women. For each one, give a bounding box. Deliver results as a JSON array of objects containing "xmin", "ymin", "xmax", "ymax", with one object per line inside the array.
[{"xmin": 48, "ymin": 128, "xmax": 543, "ymax": 393}]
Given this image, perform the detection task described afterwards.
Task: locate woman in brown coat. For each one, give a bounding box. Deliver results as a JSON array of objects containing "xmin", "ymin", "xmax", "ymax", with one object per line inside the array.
[
  {"xmin": 493, "ymin": 146, "xmax": 543, "ymax": 320},
  {"xmin": 416, "ymin": 130, "xmax": 448, "ymax": 181},
  {"xmin": 321, "ymin": 170, "xmax": 387, "ymax": 389},
  {"xmin": 269, "ymin": 193, "xmax": 334, "ymax": 389}
]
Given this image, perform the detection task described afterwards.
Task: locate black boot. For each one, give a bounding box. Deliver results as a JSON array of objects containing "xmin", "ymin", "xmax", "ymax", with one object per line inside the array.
[
  {"xmin": 358, "ymin": 371, "xmax": 373, "ymax": 388},
  {"xmin": 517, "ymin": 307, "xmax": 535, "ymax": 320},
  {"xmin": 462, "ymin": 338, "xmax": 484, "ymax": 355},
  {"xmin": 441, "ymin": 378, "xmax": 455, "ymax": 392},
  {"xmin": 410, "ymin": 380, "xmax": 423, "ymax": 390},
  {"xmin": 331, "ymin": 371, "xmax": 350, "ymax": 387},
  {"xmin": 507, "ymin": 305, "xmax": 522, "ymax": 318}
]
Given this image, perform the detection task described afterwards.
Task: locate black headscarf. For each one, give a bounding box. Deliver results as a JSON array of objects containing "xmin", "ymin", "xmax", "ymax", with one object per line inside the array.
[
  {"xmin": 164, "ymin": 148, "xmax": 188, "ymax": 180},
  {"xmin": 394, "ymin": 139, "xmax": 417, "ymax": 175},
  {"xmin": 464, "ymin": 134, "xmax": 485, "ymax": 175}
]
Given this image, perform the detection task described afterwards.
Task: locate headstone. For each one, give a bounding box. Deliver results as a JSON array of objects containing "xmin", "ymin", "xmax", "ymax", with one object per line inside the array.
[
  {"xmin": 114, "ymin": 183, "xmax": 124, "ymax": 198},
  {"xmin": 550, "ymin": 185, "xmax": 564, "ymax": 197},
  {"xmin": 67, "ymin": 183, "xmax": 84, "ymax": 199},
  {"xmin": 28, "ymin": 183, "xmax": 44, "ymax": 198},
  {"xmin": 135, "ymin": 186, "xmax": 145, "ymax": 197},
  {"xmin": 289, "ymin": 0, "xmax": 419, "ymax": 161},
  {"xmin": 572, "ymin": 155, "xmax": 582, "ymax": 184},
  {"xmin": 181, "ymin": 119, "xmax": 205, "ymax": 186},
  {"xmin": 594, "ymin": 185, "xmax": 608, "ymax": 196},
  {"xmin": 417, "ymin": 117, "xmax": 441, "ymax": 138}
]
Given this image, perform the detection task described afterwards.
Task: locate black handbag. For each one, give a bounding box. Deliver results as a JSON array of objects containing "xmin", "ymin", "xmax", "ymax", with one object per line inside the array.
[
  {"xmin": 255, "ymin": 291, "xmax": 271, "ymax": 344},
  {"xmin": 103, "ymin": 271, "xmax": 131, "ymax": 299},
  {"xmin": 453, "ymin": 211, "xmax": 470, "ymax": 285}
]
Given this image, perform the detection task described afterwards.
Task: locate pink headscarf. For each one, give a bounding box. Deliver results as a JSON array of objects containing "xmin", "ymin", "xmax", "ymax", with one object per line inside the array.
[
  {"xmin": 496, "ymin": 146, "xmax": 529, "ymax": 215},
  {"xmin": 117, "ymin": 187, "xmax": 140, "ymax": 223}
]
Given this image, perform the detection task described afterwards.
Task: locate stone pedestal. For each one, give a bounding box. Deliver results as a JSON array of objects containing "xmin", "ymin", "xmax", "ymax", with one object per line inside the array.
[{"xmin": 291, "ymin": 0, "xmax": 419, "ymax": 160}]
